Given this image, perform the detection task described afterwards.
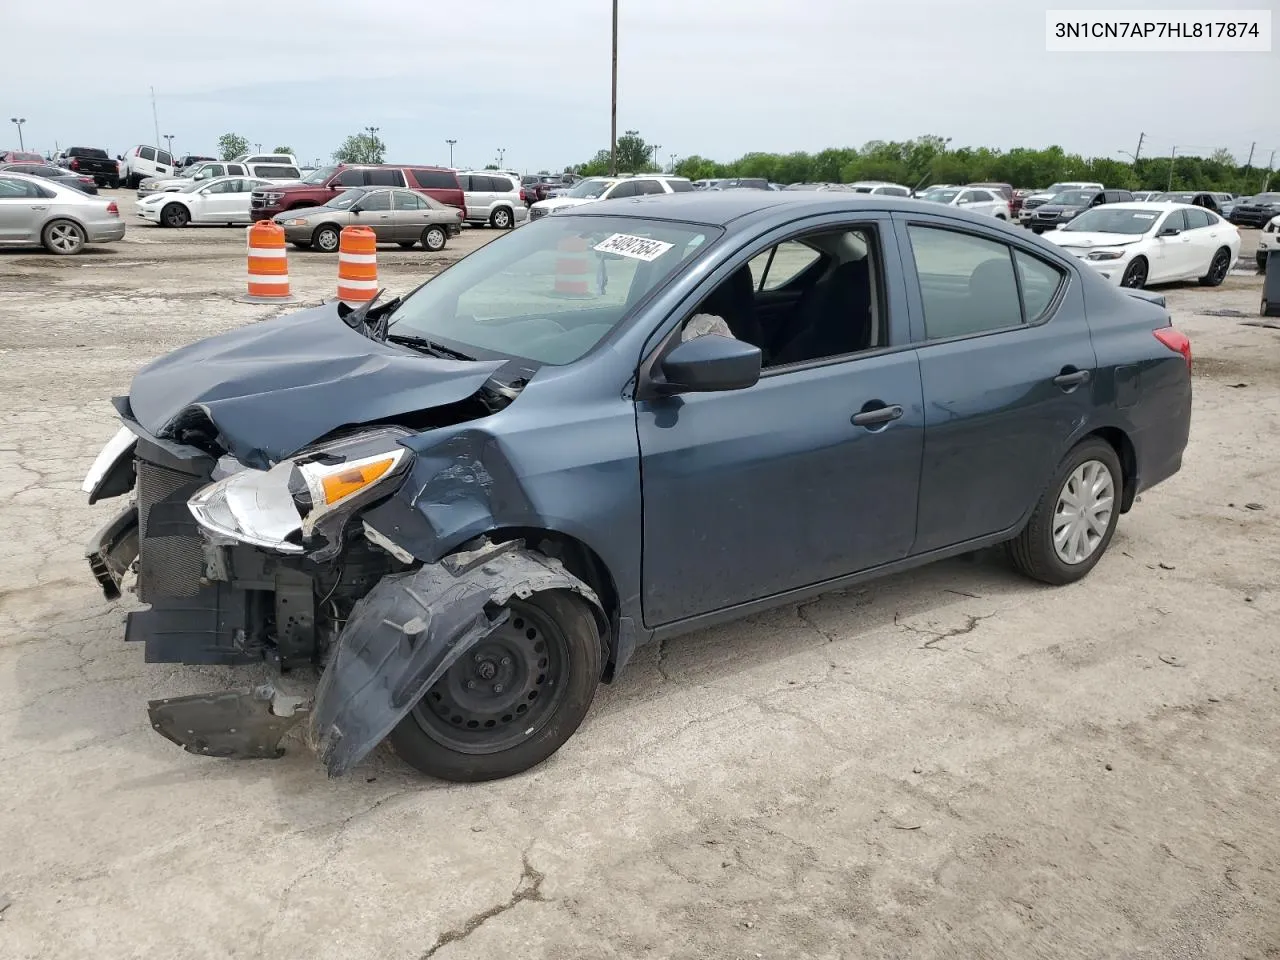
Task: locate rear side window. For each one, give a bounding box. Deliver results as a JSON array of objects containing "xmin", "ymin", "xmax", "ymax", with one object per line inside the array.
[
  {"xmin": 668, "ymin": 179, "xmax": 694, "ymax": 193},
  {"xmin": 1184, "ymin": 208, "xmax": 1211, "ymax": 230},
  {"xmin": 1014, "ymin": 251, "xmax": 1065, "ymax": 321},
  {"xmin": 411, "ymin": 169, "xmax": 459, "ymax": 189},
  {"xmin": 0, "ymin": 177, "xmax": 50, "ymax": 199},
  {"xmin": 255, "ymin": 165, "xmax": 299, "ymax": 179},
  {"xmin": 908, "ymin": 226, "xmax": 1025, "ymax": 340},
  {"xmin": 880, "ymin": 186, "xmax": 910, "ymax": 197},
  {"xmin": 393, "ymin": 191, "xmax": 426, "ymax": 210},
  {"xmin": 367, "ymin": 168, "xmax": 406, "ymax": 187},
  {"xmin": 333, "ymin": 168, "xmax": 366, "ymax": 186},
  {"xmin": 607, "ymin": 181, "xmax": 638, "ymax": 199},
  {"xmin": 158, "ymin": 151, "xmax": 173, "ymax": 166},
  {"xmin": 226, "ymin": 164, "xmax": 246, "ymax": 176},
  {"xmin": 140, "ymin": 147, "xmax": 156, "ymax": 161}
]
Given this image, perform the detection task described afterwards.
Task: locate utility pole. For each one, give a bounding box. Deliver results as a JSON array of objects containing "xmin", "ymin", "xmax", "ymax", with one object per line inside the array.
[
  {"xmin": 1133, "ymin": 131, "xmax": 1145, "ymax": 163},
  {"xmin": 446, "ymin": 139, "xmax": 456, "ymax": 168},
  {"xmin": 1243, "ymin": 141, "xmax": 1256, "ymax": 181},
  {"xmin": 1263, "ymin": 150, "xmax": 1276, "ymax": 192},
  {"xmin": 609, "ymin": 0, "xmax": 618, "ymax": 176},
  {"xmin": 150, "ymin": 87, "xmax": 161, "ymax": 150},
  {"xmin": 651, "ymin": 143, "xmax": 661, "ymax": 170},
  {"xmin": 1167, "ymin": 145, "xmax": 1177, "ymax": 191},
  {"xmin": 669, "ymin": 152, "xmax": 676, "ymax": 173}
]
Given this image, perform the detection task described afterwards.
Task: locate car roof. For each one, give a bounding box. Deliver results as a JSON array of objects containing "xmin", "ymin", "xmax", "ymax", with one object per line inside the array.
[{"xmin": 1085, "ymin": 201, "xmax": 1204, "ymax": 211}]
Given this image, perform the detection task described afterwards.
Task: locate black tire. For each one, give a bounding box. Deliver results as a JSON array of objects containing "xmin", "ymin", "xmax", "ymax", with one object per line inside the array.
[
  {"xmin": 388, "ymin": 590, "xmax": 602, "ymax": 782},
  {"xmin": 422, "ymin": 225, "xmax": 447, "ymax": 251},
  {"xmin": 1031, "ymin": 226, "xmax": 1044, "ymax": 234},
  {"xmin": 1255, "ymin": 254, "xmax": 1266, "ymax": 272},
  {"xmin": 1120, "ymin": 256, "xmax": 1148, "ymax": 289},
  {"xmin": 126, "ymin": 173, "xmax": 140, "ymax": 190},
  {"xmin": 397, "ymin": 241, "xmax": 416, "ymax": 249},
  {"xmin": 290, "ymin": 241, "xmax": 312, "ymax": 250},
  {"xmin": 1198, "ymin": 247, "xmax": 1231, "ymax": 286},
  {"xmin": 94, "ymin": 177, "xmax": 107, "ymax": 188},
  {"xmin": 41, "ymin": 219, "xmax": 86, "ymax": 255},
  {"xmin": 312, "ymin": 224, "xmax": 341, "ymax": 253},
  {"xmin": 160, "ymin": 203, "xmax": 189, "ymax": 228},
  {"xmin": 108, "ymin": 177, "xmax": 120, "ymax": 189},
  {"xmin": 490, "ymin": 206, "xmax": 514, "ymax": 229},
  {"xmin": 995, "ymin": 214, "xmax": 1007, "ymax": 221},
  {"xmin": 1008, "ymin": 438, "xmax": 1122, "ymax": 586}
]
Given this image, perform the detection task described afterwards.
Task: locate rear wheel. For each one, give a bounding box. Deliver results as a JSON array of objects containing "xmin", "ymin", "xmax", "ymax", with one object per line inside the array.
[
  {"xmin": 1120, "ymin": 256, "xmax": 1148, "ymax": 289},
  {"xmin": 1258, "ymin": 254, "xmax": 1268, "ymax": 271},
  {"xmin": 389, "ymin": 591, "xmax": 602, "ymax": 782},
  {"xmin": 160, "ymin": 203, "xmax": 189, "ymax": 228},
  {"xmin": 312, "ymin": 224, "xmax": 341, "ymax": 252},
  {"xmin": 1199, "ymin": 247, "xmax": 1231, "ymax": 286},
  {"xmin": 490, "ymin": 206, "xmax": 513, "ymax": 229},
  {"xmin": 422, "ymin": 225, "xmax": 447, "ymax": 251},
  {"xmin": 108, "ymin": 177, "xmax": 120, "ymax": 189},
  {"xmin": 41, "ymin": 219, "xmax": 86, "ymax": 255},
  {"xmin": 1008, "ymin": 438, "xmax": 1122, "ymax": 585}
]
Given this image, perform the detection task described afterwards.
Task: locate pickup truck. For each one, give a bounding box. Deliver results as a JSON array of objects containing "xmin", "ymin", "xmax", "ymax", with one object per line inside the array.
[{"xmin": 58, "ymin": 147, "xmax": 121, "ymax": 188}]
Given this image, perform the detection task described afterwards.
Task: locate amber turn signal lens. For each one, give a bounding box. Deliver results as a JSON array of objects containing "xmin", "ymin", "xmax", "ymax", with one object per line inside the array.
[{"xmin": 320, "ymin": 457, "xmax": 395, "ymax": 505}]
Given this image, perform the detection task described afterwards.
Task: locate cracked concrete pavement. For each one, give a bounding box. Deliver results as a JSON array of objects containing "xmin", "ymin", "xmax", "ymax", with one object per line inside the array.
[{"xmin": 1, "ymin": 195, "xmax": 1278, "ymax": 958}]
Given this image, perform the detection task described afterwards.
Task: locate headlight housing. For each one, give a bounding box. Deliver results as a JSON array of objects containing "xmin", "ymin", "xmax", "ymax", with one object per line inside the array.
[
  {"xmin": 1086, "ymin": 250, "xmax": 1126, "ymax": 261},
  {"xmin": 281, "ymin": 218, "xmax": 309, "ymax": 226},
  {"xmin": 188, "ymin": 428, "xmax": 413, "ymax": 556}
]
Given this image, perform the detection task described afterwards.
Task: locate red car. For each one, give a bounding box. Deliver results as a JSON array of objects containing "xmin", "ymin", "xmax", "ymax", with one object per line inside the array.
[
  {"xmin": 251, "ymin": 164, "xmax": 465, "ymax": 222},
  {"xmin": 2, "ymin": 150, "xmax": 44, "ymax": 164}
]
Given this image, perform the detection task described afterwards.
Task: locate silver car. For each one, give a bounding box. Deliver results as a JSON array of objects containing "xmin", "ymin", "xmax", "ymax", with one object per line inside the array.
[
  {"xmin": 0, "ymin": 171, "xmax": 125, "ymax": 254},
  {"xmin": 273, "ymin": 186, "xmax": 464, "ymax": 252}
]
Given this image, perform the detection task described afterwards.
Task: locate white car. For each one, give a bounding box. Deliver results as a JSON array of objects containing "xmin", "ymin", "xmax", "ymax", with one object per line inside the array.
[
  {"xmin": 138, "ymin": 159, "xmax": 301, "ymax": 198},
  {"xmin": 1044, "ymin": 202, "xmax": 1240, "ymax": 289},
  {"xmin": 135, "ymin": 176, "xmax": 272, "ymax": 228},
  {"xmin": 917, "ymin": 185, "xmax": 1011, "ymax": 220},
  {"xmin": 843, "ymin": 180, "xmax": 913, "ymax": 197},
  {"xmin": 1257, "ymin": 215, "xmax": 1278, "ymax": 270},
  {"xmin": 529, "ymin": 175, "xmax": 693, "ymax": 220}
]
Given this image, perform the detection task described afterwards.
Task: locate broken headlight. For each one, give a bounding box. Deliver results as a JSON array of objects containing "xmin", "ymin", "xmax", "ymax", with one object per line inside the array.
[{"xmin": 187, "ymin": 428, "xmax": 413, "ymax": 554}]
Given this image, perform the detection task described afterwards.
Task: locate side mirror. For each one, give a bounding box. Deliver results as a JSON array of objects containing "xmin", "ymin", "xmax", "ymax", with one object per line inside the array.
[
  {"xmin": 653, "ymin": 335, "xmax": 761, "ymax": 396},
  {"xmin": 348, "ymin": 204, "xmax": 363, "ymax": 214},
  {"xmin": 1157, "ymin": 227, "xmax": 1180, "ymax": 238}
]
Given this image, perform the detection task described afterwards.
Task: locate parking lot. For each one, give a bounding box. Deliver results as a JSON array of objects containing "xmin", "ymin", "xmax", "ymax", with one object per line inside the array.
[{"xmin": 1, "ymin": 191, "xmax": 1278, "ymax": 959}]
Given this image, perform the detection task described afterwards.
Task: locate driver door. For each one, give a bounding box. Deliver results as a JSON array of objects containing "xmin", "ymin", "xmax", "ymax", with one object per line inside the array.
[{"xmin": 353, "ymin": 190, "xmax": 396, "ymax": 239}]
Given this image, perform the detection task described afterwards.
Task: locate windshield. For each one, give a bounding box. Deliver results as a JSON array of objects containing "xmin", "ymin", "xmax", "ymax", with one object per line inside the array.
[
  {"xmin": 384, "ymin": 216, "xmax": 718, "ymax": 365},
  {"xmin": 921, "ymin": 188, "xmax": 960, "ymax": 203},
  {"xmin": 565, "ymin": 178, "xmax": 613, "ymax": 199},
  {"xmin": 1052, "ymin": 191, "xmax": 1094, "ymax": 206},
  {"xmin": 1044, "ymin": 183, "xmax": 1081, "ymax": 194},
  {"xmin": 303, "ymin": 165, "xmax": 338, "ymax": 185},
  {"xmin": 326, "ymin": 190, "xmax": 367, "ymax": 209},
  {"xmin": 179, "ymin": 180, "xmax": 207, "ymax": 193},
  {"xmin": 1062, "ymin": 208, "xmax": 1159, "ymax": 235},
  {"xmin": 178, "ymin": 164, "xmax": 201, "ymax": 177}
]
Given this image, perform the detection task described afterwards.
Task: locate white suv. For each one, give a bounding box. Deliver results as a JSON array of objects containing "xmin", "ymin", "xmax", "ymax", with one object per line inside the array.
[
  {"xmin": 457, "ymin": 171, "xmax": 527, "ymax": 229},
  {"xmin": 118, "ymin": 145, "xmax": 177, "ymax": 189},
  {"xmin": 529, "ymin": 174, "xmax": 694, "ymax": 220}
]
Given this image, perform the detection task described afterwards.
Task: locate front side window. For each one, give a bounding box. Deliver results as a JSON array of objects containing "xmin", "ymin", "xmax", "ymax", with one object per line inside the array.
[
  {"xmin": 385, "ymin": 216, "xmax": 716, "ymax": 365},
  {"xmin": 356, "ymin": 191, "xmax": 392, "ymax": 211},
  {"xmin": 908, "ymin": 226, "xmax": 1025, "ymax": 340},
  {"xmin": 748, "ymin": 240, "xmax": 822, "ymax": 291},
  {"xmin": 606, "ymin": 181, "xmax": 638, "ymax": 199},
  {"xmin": 333, "ymin": 169, "xmax": 367, "ymax": 187},
  {"xmin": 566, "ymin": 178, "xmax": 614, "ymax": 199},
  {"xmin": 1163, "ymin": 209, "xmax": 1189, "ymax": 232}
]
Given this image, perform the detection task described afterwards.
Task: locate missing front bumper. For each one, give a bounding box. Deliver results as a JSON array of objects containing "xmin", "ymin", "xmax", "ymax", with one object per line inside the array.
[{"xmin": 86, "ymin": 504, "xmax": 139, "ymax": 601}]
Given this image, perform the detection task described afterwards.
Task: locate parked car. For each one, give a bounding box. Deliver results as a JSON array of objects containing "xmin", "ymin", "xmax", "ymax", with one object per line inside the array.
[
  {"xmin": 82, "ymin": 190, "xmax": 1192, "ymax": 782},
  {"xmin": 1131, "ymin": 190, "xmax": 1163, "ymax": 202},
  {"xmin": 0, "ymin": 162, "xmax": 98, "ymax": 194},
  {"xmin": 457, "ymin": 171, "xmax": 528, "ymax": 228},
  {"xmin": 967, "ymin": 182, "xmax": 1014, "ymax": 201},
  {"xmin": 714, "ymin": 178, "xmax": 771, "ymax": 191},
  {"xmin": 917, "ymin": 185, "xmax": 1011, "ymax": 219},
  {"xmin": 56, "ymin": 147, "xmax": 120, "ymax": 188},
  {"xmin": 118, "ymin": 145, "xmax": 177, "ymax": 189},
  {"xmin": 138, "ymin": 160, "xmax": 300, "ymax": 198},
  {"xmin": 841, "ymin": 181, "xmax": 913, "ymax": 197},
  {"xmin": 1158, "ymin": 191, "xmax": 1222, "ymax": 213},
  {"xmin": 1027, "ymin": 189, "xmax": 1134, "ymax": 233},
  {"xmin": 529, "ymin": 175, "xmax": 693, "ymax": 219},
  {"xmin": 1226, "ymin": 193, "xmax": 1280, "ymax": 228},
  {"xmin": 1018, "ymin": 181, "xmax": 1105, "ymax": 224},
  {"xmin": 231, "ymin": 152, "xmax": 300, "ymax": 168},
  {"xmin": 251, "ymin": 164, "xmax": 465, "ymax": 222},
  {"xmin": 1219, "ymin": 195, "xmax": 1249, "ymax": 219},
  {"xmin": 528, "ymin": 174, "xmax": 575, "ymax": 203},
  {"xmin": 1044, "ymin": 202, "xmax": 1239, "ymax": 288},
  {"xmin": 1010, "ymin": 188, "xmax": 1040, "ymax": 218},
  {"xmin": 0, "ymin": 171, "xmax": 123, "ymax": 254},
  {"xmin": 693, "ymin": 179, "xmax": 727, "ymax": 190},
  {"xmin": 2, "ymin": 149, "xmax": 44, "ymax": 164},
  {"xmin": 135, "ymin": 176, "xmax": 274, "ymax": 228},
  {"xmin": 177, "ymin": 154, "xmax": 217, "ymax": 169},
  {"xmin": 273, "ymin": 186, "xmax": 463, "ymax": 252},
  {"xmin": 1254, "ymin": 215, "xmax": 1277, "ymax": 269}
]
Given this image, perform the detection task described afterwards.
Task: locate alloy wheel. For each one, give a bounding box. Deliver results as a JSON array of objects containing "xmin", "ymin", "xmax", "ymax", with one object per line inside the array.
[
  {"xmin": 46, "ymin": 222, "xmax": 84, "ymax": 254},
  {"xmin": 1121, "ymin": 259, "xmax": 1147, "ymax": 288},
  {"xmin": 1052, "ymin": 459, "xmax": 1115, "ymax": 565}
]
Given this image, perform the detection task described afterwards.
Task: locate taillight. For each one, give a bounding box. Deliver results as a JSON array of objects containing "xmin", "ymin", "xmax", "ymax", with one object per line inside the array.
[
  {"xmin": 519, "ymin": 188, "xmax": 526, "ymax": 201},
  {"xmin": 70, "ymin": 158, "xmax": 80, "ymax": 170},
  {"xmin": 106, "ymin": 201, "xmax": 119, "ymax": 216},
  {"xmin": 1154, "ymin": 327, "xmax": 1191, "ymax": 372}
]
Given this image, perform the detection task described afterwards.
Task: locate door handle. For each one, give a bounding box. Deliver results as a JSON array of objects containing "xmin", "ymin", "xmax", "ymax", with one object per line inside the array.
[
  {"xmin": 1053, "ymin": 369, "xmax": 1091, "ymax": 388},
  {"xmin": 851, "ymin": 404, "xmax": 904, "ymax": 427}
]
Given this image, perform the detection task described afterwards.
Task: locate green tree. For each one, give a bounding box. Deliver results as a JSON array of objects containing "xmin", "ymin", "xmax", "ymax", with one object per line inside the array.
[
  {"xmin": 332, "ymin": 129, "xmax": 386, "ymax": 164},
  {"xmin": 217, "ymin": 132, "xmax": 250, "ymax": 160},
  {"xmin": 577, "ymin": 130, "xmax": 660, "ymax": 176},
  {"xmin": 484, "ymin": 163, "xmax": 499, "ymax": 170},
  {"xmin": 272, "ymin": 145, "xmax": 293, "ymax": 156}
]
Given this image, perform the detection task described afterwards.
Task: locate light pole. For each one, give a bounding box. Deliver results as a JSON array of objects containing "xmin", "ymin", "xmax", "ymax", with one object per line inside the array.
[
  {"xmin": 9, "ymin": 118, "xmax": 26, "ymax": 151},
  {"xmin": 610, "ymin": 0, "xmax": 618, "ymax": 176},
  {"xmin": 496, "ymin": 147, "xmax": 506, "ymax": 167},
  {"xmin": 254, "ymin": 142, "xmax": 262, "ymax": 153},
  {"xmin": 364, "ymin": 127, "xmax": 380, "ymax": 162},
  {"xmin": 669, "ymin": 152, "xmax": 676, "ymax": 173},
  {"xmin": 163, "ymin": 134, "xmax": 175, "ymax": 157},
  {"xmin": 1167, "ymin": 146, "xmax": 1177, "ymax": 191},
  {"xmin": 446, "ymin": 139, "xmax": 457, "ymax": 168},
  {"xmin": 651, "ymin": 144, "xmax": 661, "ymax": 170}
]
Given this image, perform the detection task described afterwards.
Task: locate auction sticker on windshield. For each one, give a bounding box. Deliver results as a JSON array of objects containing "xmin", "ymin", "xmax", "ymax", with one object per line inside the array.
[{"xmin": 593, "ymin": 234, "xmax": 674, "ymax": 261}]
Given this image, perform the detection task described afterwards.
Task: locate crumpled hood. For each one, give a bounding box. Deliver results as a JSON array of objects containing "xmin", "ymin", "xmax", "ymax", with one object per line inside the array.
[
  {"xmin": 1044, "ymin": 231, "xmax": 1144, "ymax": 249},
  {"xmin": 125, "ymin": 303, "xmax": 504, "ymax": 467}
]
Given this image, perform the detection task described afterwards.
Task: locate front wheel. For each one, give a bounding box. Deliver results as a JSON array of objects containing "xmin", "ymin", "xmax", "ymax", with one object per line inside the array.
[
  {"xmin": 1120, "ymin": 256, "xmax": 1148, "ymax": 289},
  {"xmin": 422, "ymin": 225, "xmax": 447, "ymax": 251},
  {"xmin": 388, "ymin": 590, "xmax": 602, "ymax": 782},
  {"xmin": 160, "ymin": 203, "xmax": 189, "ymax": 228},
  {"xmin": 397, "ymin": 241, "xmax": 416, "ymax": 249},
  {"xmin": 1008, "ymin": 438, "xmax": 1122, "ymax": 585},
  {"xmin": 1258, "ymin": 254, "xmax": 1268, "ymax": 272},
  {"xmin": 312, "ymin": 224, "xmax": 341, "ymax": 252},
  {"xmin": 1199, "ymin": 248, "xmax": 1231, "ymax": 286}
]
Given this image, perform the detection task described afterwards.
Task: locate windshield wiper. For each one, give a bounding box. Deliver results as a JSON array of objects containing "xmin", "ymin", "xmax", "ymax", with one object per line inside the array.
[{"xmin": 385, "ymin": 333, "xmax": 473, "ymax": 361}]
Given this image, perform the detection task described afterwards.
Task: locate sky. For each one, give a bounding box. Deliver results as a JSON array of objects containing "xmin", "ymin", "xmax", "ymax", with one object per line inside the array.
[{"xmin": 5, "ymin": 0, "xmax": 1276, "ymax": 173}]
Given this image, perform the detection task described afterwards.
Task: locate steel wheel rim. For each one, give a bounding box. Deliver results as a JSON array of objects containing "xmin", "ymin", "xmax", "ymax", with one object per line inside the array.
[
  {"xmin": 1122, "ymin": 261, "xmax": 1146, "ymax": 287},
  {"xmin": 1052, "ymin": 459, "xmax": 1115, "ymax": 565},
  {"xmin": 411, "ymin": 600, "xmax": 569, "ymax": 755},
  {"xmin": 426, "ymin": 228, "xmax": 444, "ymax": 249},
  {"xmin": 49, "ymin": 223, "xmax": 82, "ymax": 252},
  {"xmin": 316, "ymin": 229, "xmax": 339, "ymax": 251}
]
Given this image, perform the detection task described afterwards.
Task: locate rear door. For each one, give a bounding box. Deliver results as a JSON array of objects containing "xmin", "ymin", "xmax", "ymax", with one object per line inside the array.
[
  {"xmin": 896, "ymin": 214, "xmax": 1095, "ymax": 552},
  {"xmin": 1180, "ymin": 207, "xmax": 1218, "ymax": 276}
]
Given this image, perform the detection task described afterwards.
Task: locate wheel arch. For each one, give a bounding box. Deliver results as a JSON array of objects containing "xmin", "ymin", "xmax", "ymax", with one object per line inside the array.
[{"xmin": 1085, "ymin": 425, "xmax": 1138, "ymax": 512}]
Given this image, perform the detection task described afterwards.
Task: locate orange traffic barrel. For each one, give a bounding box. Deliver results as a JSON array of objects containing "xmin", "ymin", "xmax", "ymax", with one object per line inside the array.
[
  {"xmin": 337, "ymin": 226, "xmax": 378, "ymax": 303},
  {"xmin": 552, "ymin": 236, "xmax": 593, "ymax": 298},
  {"xmin": 242, "ymin": 221, "xmax": 292, "ymax": 301}
]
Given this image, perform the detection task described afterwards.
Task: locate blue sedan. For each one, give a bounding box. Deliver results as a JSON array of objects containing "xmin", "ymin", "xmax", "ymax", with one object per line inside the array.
[{"xmin": 83, "ymin": 191, "xmax": 1192, "ymax": 781}]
